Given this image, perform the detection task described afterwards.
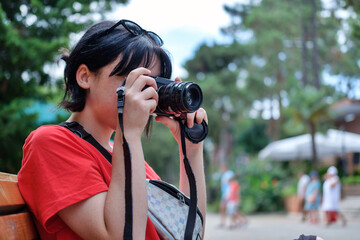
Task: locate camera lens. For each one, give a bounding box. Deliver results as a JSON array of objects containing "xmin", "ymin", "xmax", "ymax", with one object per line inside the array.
[
  {"xmin": 184, "ymin": 83, "xmax": 202, "ymax": 112},
  {"xmin": 157, "ymin": 81, "xmax": 203, "ymax": 114}
]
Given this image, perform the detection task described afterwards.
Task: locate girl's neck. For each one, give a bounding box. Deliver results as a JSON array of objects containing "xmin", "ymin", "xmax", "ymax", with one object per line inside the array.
[{"xmin": 67, "ymin": 111, "xmax": 114, "ymax": 152}]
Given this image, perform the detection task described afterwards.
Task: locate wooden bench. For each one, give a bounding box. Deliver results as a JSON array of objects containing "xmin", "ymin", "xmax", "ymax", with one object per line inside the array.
[{"xmin": 0, "ymin": 172, "xmax": 39, "ymax": 239}]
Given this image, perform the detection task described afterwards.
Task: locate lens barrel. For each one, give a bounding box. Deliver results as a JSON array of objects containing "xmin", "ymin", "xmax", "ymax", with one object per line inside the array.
[{"xmin": 155, "ymin": 78, "xmax": 203, "ymax": 115}]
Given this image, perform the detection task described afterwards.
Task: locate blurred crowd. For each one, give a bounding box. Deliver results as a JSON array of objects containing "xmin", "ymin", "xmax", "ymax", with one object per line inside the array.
[{"xmin": 297, "ymin": 166, "xmax": 347, "ymax": 226}]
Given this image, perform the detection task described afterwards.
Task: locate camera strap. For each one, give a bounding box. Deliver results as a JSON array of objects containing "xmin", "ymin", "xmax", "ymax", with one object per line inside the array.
[
  {"xmin": 177, "ymin": 117, "xmax": 198, "ymax": 240},
  {"xmin": 116, "ymin": 84, "xmax": 134, "ymax": 240}
]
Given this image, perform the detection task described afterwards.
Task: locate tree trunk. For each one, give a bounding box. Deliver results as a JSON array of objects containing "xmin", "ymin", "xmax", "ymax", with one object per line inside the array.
[
  {"xmin": 212, "ymin": 126, "xmax": 233, "ymax": 167},
  {"xmin": 309, "ymin": 121, "xmax": 318, "ymax": 169},
  {"xmin": 301, "ymin": 14, "xmax": 309, "ymax": 86},
  {"xmin": 310, "ymin": 0, "xmax": 320, "ymax": 89},
  {"xmin": 275, "ymin": 67, "xmax": 284, "ymax": 141}
]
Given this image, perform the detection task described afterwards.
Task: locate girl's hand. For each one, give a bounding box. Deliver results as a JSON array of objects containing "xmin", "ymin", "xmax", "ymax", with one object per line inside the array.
[
  {"xmin": 155, "ymin": 77, "xmax": 208, "ymax": 145},
  {"xmin": 121, "ymin": 68, "xmax": 158, "ymax": 138}
]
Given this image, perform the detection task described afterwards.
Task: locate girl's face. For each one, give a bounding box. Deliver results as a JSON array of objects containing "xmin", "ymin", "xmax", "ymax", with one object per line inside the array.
[{"xmin": 86, "ymin": 56, "xmax": 162, "ymax": 130}]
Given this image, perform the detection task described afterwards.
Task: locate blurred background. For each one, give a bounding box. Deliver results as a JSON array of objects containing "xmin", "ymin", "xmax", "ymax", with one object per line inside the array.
[{"xmin": 1, "ymin": 0, "xmax": 360, "ymax": 238}]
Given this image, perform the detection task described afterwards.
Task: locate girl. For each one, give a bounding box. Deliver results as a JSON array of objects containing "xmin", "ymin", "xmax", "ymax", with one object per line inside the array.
[{"xmin": 18, "ymin": 19, "xmax": 207, "ymax": 240}]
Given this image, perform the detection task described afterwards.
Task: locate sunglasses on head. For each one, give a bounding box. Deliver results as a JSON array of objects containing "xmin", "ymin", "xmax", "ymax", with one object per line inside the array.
[{"xmin": 102, "ymin": 19, "xmax": 163, "ymax": 46}]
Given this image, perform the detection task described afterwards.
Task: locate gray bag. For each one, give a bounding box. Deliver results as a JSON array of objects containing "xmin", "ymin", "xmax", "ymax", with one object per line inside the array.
[{"xmin": 147, "ymin": 179, "xmax": 203, "ymax": 240}]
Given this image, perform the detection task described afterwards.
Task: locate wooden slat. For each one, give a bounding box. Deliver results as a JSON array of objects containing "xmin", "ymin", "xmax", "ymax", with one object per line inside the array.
[
  {"xmin": 0, "ymin": 172, "xmax": 39, "ymax": 239},
  {"xmin": 0, "ymin": 212, "xmax": 38, "ymax": 240},
  {"xmin": 0, "ymin": 180, "xmax": 25, "ymax": 214},
  {"xmin": 0, "ymin": 172, "xmax": 18, "ymax": 182}
]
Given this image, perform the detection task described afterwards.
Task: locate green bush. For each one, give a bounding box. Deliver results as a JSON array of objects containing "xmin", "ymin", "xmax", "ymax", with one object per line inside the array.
[
  {"xmin": 281, "ymin": 184, "xmax": 297, "ymax": 197},
  {"xmin": 342, "ymin": 175, "xmax": 360, "ymax": 185},
  {"xmin": 207, "ymin": 157, "xmax": 291, "ymax": 214},
  {"xmin": 239, "ymin": 160, "xmax": 286, "ymax": 213}
]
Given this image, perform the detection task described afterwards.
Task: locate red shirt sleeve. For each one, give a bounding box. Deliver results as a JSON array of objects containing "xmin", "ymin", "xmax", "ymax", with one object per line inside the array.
[{"xmin": 18, "ymin": 125, "xmax": 111, "ymax": 233}]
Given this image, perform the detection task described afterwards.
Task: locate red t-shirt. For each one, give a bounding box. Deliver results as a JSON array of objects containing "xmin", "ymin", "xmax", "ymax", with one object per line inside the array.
[
  {"xmin": 18, "ymin": 125, "xmax": 161, "ymax": 240},
  {"xmin": 227, "ymin": 181, "xmax": 240, "ymax": 203}
]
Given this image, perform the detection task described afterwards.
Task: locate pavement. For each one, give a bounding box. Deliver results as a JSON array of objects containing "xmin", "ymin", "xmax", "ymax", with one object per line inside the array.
[{"xmin": 204, "ymin": 196, "xmax": 360, "ymax": 240}]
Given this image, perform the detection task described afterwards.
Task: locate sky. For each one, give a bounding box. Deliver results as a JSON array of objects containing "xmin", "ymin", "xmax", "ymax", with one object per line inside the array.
[{"xmin": 107, "ymin": 0, "xmax": 242, "ymax": 78}]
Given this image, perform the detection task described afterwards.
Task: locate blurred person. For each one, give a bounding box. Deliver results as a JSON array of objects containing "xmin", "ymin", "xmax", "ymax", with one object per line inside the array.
[
  {"xmin": 297, "ymin": 171, "xmax": 310, "ymax": 221},
  {"xmin": 304, "ymin": 171, "xmax": 321, "ymax": 224},
  {"xmin": 225, "ymin": 175, "xmax": 248, "ymax": 229},
  {"xmin": 218, "ymin": 163, "xmax": 234, "ymax": 228},
  {"xmin": 322, "ymin": 166, "xmax": 347, "ymax": 226}
]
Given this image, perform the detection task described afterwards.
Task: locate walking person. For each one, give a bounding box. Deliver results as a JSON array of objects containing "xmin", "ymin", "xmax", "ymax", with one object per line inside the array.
[
  {"xmin": 297, "ymin": 171, "xmax": 310, "ymax": 221},
  {"xmin": 304, "ymin": 171, "xmax": 321, "ymax": 224},
  {"xmin": 218, "ymin": 164, "xmax": 234, "ymax": 228},
  {"xmin": 322, "ymin": 166, "xmax": 347, "ymax": 226},
  {"xmin": 225, "ymin": 175, "xmax": 248, "ymax": 229}
]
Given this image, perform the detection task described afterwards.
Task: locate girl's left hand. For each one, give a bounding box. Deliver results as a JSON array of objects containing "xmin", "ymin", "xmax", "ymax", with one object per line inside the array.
[{"xmin": 154, "ymin": 77, "xmax": 208, "ymax": 144}]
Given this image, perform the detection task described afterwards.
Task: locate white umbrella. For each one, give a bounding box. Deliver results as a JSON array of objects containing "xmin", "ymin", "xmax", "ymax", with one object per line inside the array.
[
  {"xmin": 325, "ymin": 129, "xmax": 360, "ymax": 153},
  {"xmin": 259, "ymin": 129, "xmax": 360, "ymax": 161}
]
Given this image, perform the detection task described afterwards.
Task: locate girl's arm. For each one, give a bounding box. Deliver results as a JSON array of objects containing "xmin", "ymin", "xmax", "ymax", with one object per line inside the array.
[
  {"xmin": 57, "ymin": 68, "xmax": 158, "ymax": 239},
  {"xmin": 155, "ymin": 107, "xmax": 208, "ymax": 235}
]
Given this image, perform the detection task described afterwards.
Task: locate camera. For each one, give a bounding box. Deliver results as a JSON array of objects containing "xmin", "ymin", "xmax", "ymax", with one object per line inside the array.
[{"xmin": 151, "ymin": 77, "xmax": 203, "ymax": 116}]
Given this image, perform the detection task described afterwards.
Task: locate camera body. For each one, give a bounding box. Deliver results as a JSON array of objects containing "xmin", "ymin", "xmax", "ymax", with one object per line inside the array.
[{"xmin": 152, "ymin": 77, "xmax": 203, "ymax": 117}]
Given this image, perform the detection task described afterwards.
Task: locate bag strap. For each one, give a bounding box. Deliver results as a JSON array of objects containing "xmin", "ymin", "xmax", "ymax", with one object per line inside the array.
[
  {"xmin": 59, "ymin": 121, "xmax": 112, "ymax": 163},
  {"xmin": 58, "ymin": 120, "xmax": 133, "ymax": 239}
]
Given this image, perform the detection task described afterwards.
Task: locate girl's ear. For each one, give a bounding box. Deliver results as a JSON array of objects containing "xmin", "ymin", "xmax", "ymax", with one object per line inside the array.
[{"xmin": 76, "ymin": 64, "xmax": 92, "ymax": 89}]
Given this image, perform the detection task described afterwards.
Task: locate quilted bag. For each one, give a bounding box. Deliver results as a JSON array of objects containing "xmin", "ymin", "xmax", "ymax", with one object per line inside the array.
[{"xmin": 147, "ymin": 179, "xmax": 203, "ymax": 240}]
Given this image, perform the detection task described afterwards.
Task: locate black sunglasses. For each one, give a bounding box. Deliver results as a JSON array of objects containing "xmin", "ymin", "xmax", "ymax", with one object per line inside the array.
[{"xmin": 102, "ymin": 19, "xmax": 164, "ymax": 46}]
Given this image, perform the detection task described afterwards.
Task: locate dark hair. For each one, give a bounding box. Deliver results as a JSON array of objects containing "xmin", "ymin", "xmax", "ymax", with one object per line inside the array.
[{"xmin": 59, "ymin": 21, "xmax": 172, "ymax": 112}]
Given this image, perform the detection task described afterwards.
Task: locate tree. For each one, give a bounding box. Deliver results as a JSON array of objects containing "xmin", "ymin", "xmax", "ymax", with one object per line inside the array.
[
  {"xmin": 184, "ymin": 0, "xmax": 359, "ymax": 169},
  {"xmin": 284, "ymin": 85, "xmax": 337, "ymax": 168},
  {"xmin": 0, "ymin": 0, "xmax": 128, "ymax": 173},
  {"xmin": 184, "ymin": 42, "xmax": 253, "ymax": 166},
  {"xmin": 327, "ymin": 0, "xmax": 360, "ymax": 98},
  {"xmin": 344, "ymin": 0, "xmax": 360, "ymax": 41}
]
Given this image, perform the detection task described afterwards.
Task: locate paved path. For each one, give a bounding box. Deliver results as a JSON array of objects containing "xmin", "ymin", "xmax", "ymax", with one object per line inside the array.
[{"xmin": 204, "ymin": 205, "xmax": 360, "ymax": 240}]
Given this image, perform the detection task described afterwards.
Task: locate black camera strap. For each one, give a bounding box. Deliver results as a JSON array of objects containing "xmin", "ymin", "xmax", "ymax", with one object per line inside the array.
[
  {"xmin": 177, "ymin": 117, "xmax": 198, "ymax": 240},
  {"xmin": 116, "ymin": 84, "xmax": 134, "ymax": 240}
]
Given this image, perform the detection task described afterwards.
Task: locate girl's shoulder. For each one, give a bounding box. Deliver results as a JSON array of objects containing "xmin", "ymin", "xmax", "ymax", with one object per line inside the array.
[
  {"xmin": 24, "ymin": 124, "xmax": 86, "ymax": 152},
  {"xmin": 27, "ymin": 124, "xmax": 78, "ymax": 142}
]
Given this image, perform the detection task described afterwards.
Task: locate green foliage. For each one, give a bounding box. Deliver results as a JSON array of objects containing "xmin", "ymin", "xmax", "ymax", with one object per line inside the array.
[
  {"xmin": 142, "ymin": 121, "xmax": 180, "ymax": 184},
  {"xmin": 236, "ymin": 118, "xmax": 270, "ymax": 154},
  {"xmin": 184, "ymin": 0, "xmax": 359, "ymax": 171},
  {"xmin": 285, "ymin": 85, "xmax": 333, "ymax": 127},
  {"xmin": 0, "ymin": 0, "xmax": 128, "ymax": 173},
  {"xmin": 208, "ymin": 157, "xmax": 289, "ymax": 214},
  {"xmin": 184, "ymin": 0, "xmax": 359, "ymax": 213},
  {"xmin": 239, "ymin": 159, "xmax": 287, "ymax": 213},
  {"xmin": 0, "ymin": 98, "xmax": 38, "ymax": 172},
  {"xmin": 0, "ymin": 0, "xmax": 127, "ymax": 102},
  {"xmin": 281, "ymin": 184, "xmax": 297, "ymax": 197},
  {"xmin": 344, "ymin": 0, "xmax": 360, "ymax": 41},
  {"xmin": 342, "ymin": 175, "xmax": 360, "ymax": 184}
]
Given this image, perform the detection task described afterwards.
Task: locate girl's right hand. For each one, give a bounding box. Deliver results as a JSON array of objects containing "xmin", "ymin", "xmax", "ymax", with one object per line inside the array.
[{"xmin": 120, "ymin": 67, "xmax": 158, "ymax": 139}]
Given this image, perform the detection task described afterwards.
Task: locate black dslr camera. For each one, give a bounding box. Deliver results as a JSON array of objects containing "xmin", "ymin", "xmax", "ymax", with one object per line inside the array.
[
  {"xmin": 151, "ymin": 77, "xmax": 208, "ymax": 143},
  {"xmin": 152, "ymin": 77, "xmax": 203, "ymax": 116}
]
